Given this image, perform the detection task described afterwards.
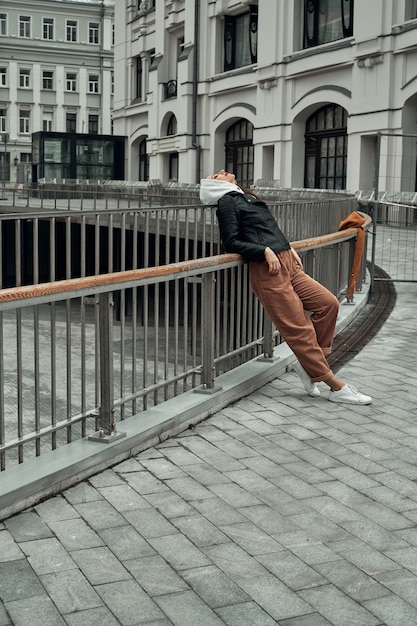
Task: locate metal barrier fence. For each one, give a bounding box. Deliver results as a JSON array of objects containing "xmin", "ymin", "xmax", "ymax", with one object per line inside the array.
[{"xmin": 0, "ymin": 204, "xmax": 368, "ymax": 472}]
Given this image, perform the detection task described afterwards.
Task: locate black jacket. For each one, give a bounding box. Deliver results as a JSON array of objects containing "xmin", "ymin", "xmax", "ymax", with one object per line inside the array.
[{"xmin": 216, "ymin": 191, "xmax": 290, "ymax": 262}]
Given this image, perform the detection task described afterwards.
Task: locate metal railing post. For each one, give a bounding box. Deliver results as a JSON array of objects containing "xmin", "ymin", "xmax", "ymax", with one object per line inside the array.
[
  {"xmin": 89, "ymin": 291, "xmax": 125, "ymax": 442},
  {"xmin": 195, "ymin": 272, "xmax": 222, "ymax": 394},
  {"xmin": 257, "ymin": 316, "xmax": 276, "ymax": 361}
]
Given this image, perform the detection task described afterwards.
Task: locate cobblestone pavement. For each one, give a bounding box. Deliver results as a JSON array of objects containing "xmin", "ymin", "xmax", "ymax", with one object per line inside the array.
[{"xmin": 0, "ymin": 280, "xmax": 416, "ymax": 626}]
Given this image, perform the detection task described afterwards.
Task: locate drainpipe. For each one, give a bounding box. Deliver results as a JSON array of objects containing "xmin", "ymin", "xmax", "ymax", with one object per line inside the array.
[
  {"xmin": 192, "ymin": 0, "xmax": 200, "ymax": 183},
  {"xmin": 99, "ymin": 0, "xmax": 105, "ymax": 134}
]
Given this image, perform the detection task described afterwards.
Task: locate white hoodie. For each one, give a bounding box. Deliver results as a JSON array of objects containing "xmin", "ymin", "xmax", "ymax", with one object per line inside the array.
[{"xmin": 199, "ymin": 179, "xmax": 244, "ymax": 205}]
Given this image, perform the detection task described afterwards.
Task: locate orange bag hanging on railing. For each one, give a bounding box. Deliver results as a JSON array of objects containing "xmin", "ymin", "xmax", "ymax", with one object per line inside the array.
[{"xmin": 338, "ymin": 211, "xmax": 367, "ymax": 301}]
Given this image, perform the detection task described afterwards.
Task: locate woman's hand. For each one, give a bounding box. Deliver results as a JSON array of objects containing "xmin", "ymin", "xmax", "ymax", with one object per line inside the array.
[
  {"xmin": 290, "ymin": 247, "xmax": 303, "ymax": 269},
  {"xmin": 264, "ymin": 247, "xmax": 281, "ymax": 274}
]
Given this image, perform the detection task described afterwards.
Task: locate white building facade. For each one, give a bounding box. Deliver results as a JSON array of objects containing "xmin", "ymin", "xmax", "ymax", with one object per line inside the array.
[
  {"xmin": 113, "ymin": 0, "xmax": 417, "ymax": 193},
  {"xmin": 0, "ymin": 0, "xmax": 114, "ymax": 182}
]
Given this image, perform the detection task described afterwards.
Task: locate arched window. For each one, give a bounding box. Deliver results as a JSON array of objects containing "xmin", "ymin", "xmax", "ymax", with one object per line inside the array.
[
  {"xmin": 304, "ymin": 104, "xmax": 348, "ymax": 189},
  {"xmin": 139, "ymin": 138, "xmax": 148, "ymax": 181},
  {"xmin": 225, "ymin": 119, "xmax": 254, "ymax": 187},
  {"xmin": 166, "ymin": 114, "xmax": 177, "ymax": 136}
]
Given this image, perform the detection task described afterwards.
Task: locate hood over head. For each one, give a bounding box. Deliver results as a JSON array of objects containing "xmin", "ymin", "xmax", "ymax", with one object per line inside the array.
[{"xmin": 199, "ymin": 179, "xmax": 244, "ymax": 205}]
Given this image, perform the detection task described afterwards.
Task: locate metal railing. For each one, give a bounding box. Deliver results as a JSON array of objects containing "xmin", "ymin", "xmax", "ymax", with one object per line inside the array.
[{"xmin": 0, "ymin": 206, "xmax": 370, "ymax": 471}]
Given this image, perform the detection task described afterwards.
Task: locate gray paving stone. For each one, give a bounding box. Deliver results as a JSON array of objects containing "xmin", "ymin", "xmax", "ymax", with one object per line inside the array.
[
  {"xmin": 314, "ymin": 559, "xmax": 391, "ymax": 602},
  {"xmin": 302, "ymin": 495, "xmax": 362, "ymax": 524},
  {"xmin": 0, "ymin": 529, "xmax": 24, "ymax": 562},
  {"xmin": 73, "ymin": 499, "xmax": 129, "ymax": 530},
  {"xmin": 63, "ymin": 482, "xmax": 103, "ymax": 504},
  {"xmin": 239, "ymin": 504, "xmax": 300, "ymax": 535},
  {"xmin": 124, "ymin": 555, "xmax": 189, "ymax": 596},
  {"xmin": 147, "ymin": 533, "xmax": 210, "ymax": 570},
  {"xmin": 5, "ymin": 595, "xmax": 66, "ymax": 626},
  {"xmin": 299, "ymin": 584, "xmax": 380, "ymax": 626},
  {"xmin": 182, "ymin": 564, "xmax": 250, "ymax": 609},
  {"xmin": 278, "ymin": 614, "xmax": 333, "ymax": 626},
  {"xmin": 34, "ymin": 496, "xmax": 80, "ymax": 523},
  {"xmin": 211, "ymin": 436, "xmax": 265, "ymax": 459},
  {"xmin": 256, "ymin": 487, "xmax": 311, "ymax": 516},
  {"xmin": 46, "ymin": 518, "xmax": 104, "ymax": 551},
  {"xmin": 191, "ymin": 496, "xmax": 247, "ymax": 526},
  {"xmin": 122, "ymin": 507, "xmax": 179, "ymax": 538},
  {"xmin": 202, "ymin": 542, "xmax": 269, "ymax": 580},
  {"xmin": 354, "ymin": 499, "xmax": 416, "ymax": 530},
  {"xmin": 121, "ymin": 469, "xmax": 170, "ymax": 494},
  {"xmin": 63, "ymin": 606, "xmax": 121, "ymax": 626},
  {"xmin": 280, "ymin": 460, "xmax": 332, "ymax": 483},
  {"xmin": 340, "ymin": 518, "xmax": 410, "ymax": 551},
  {"xmin": 113, "ymin": 458, "xmax": 143, "ymax": 473},
  {"xmin": 97, "ymin": 525, "xmax": 156, "ymax": 560},
  {"xmin": 383, "ymin": 546, "xmax": 417, "ymax": 575},
  {"xmin": 328, "ymin": 537, "xmax": 400, "ymax": 575},
  {"xmin": 276, "ymin": 530, "xmax": 342, "ymax": 565},
  {"xmin": 89, "ymin": 468, "xmax": 126, "ymax": 487},
  {"xmin": 154, "ymin": 589, "xmax": 225, "ymax": 625},
  {"xmin": 215, "ymin": 600, "xmax": 278, "ymax": 626},
  {"xmin": 183, "ymin": 461, "xmax": 231, "ymax": 486},
  {"xmin": 171, "ymin": 513, "xmax": 229, "ymax": 547},
  {"xmin": 237, "ymin": 574, "xmax": 312, "ymax": 621},
  {"xmin": 20, "ymin": 538, "xmax": 77, "ymax": 575},
  {"xmin": 362, "ymin": 594, "xmax": 417, "ymax": 626},
  {"xmin": 376, "ymin": 569, "xmax": 417, "ymax": 609},
  {"xmin": 166, "ymin": 476, "xmax": 218, "ymax": 501},
  {"xmin": 285, "ymin": 512, "xmax": 352, "ymax": 543},
  {"xmin": 219, "ymin": 521, "xmax": 284, "ymax": 555},
  {"xmin": 39, "ymin": 570, "xmax": 103, "ymax": 614},
  {"xmin": 0, "ymin": 560, "xmax": 45, "ymax": 602},
  {"xmin": 0, "ymin": 601, "xmax": 11, "ymax": 626},
  {"xmin": 223, "ymin": 468, "xmax": 275, "ymax": 493},
  {"xmin": 256, "ymin": 549, "xmax": 327, "ymax": 590},
  {"xmin": 137, "ymin": 456, "xmax": 187, "ymax": 479},
  {"xmin": 269, "ymin": 474, "xmax": 323, "ymax": 498},
  {"xmin": 161, "ymin": 444, "xmax": 208, "ymax": 465},
  {"xmin": 97, "ymin": 484, "xmax": 151, "ymax": 511},
  {"xmin": 71, "ymin": 547, "xmax": 131, "ymax": 585},
  {"xmin": 361, "ymin": 485, "xmax": 417, "ymax": 512},
  {"xmin": 209, "ymin": 482, "xmax": 262, "ymax": 507},
  {"xmin": 240, "ymin": 454, "xmax": 291, "ymax": 479},
  {"xmin": 95, "ymin": 579, "xmax": 165, "ymax": 625},
  {"xmin": 144, "ymin": 490, "xmax": 196, "ymax": 518},
  {"xmin": 325, "ymin": 466, "xmax": 381, "ymax": 491},
  {"xmin": 4, "ymin": 512, "xmax": 53, "ymax": 542}
]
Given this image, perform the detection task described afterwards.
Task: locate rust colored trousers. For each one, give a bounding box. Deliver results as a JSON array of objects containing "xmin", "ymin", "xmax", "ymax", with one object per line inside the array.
[{"xmin": 249, "ymin": 248, "xmax": 339, "ymax": 383}]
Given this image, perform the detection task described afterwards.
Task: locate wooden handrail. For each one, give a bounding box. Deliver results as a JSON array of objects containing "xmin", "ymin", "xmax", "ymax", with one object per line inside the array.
[{"xmin": 0, "ymin": 212, "xmax": 371, "ymax": 305}]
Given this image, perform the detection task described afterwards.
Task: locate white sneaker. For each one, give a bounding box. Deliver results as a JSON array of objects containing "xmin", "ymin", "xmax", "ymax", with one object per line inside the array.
[
  {"xmin": 293, "ymin": 361, "xmax": 320, "ymax": 397},
  {"xmin": 329, "ymin": 384, "xmax": 372, "ymax": 405}
]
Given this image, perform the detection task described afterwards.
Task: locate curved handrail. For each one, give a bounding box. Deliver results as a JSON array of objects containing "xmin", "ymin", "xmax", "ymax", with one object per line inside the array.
[{"xmin": 0, "ymin": 212, "xmax": 371, "ymax": 305}]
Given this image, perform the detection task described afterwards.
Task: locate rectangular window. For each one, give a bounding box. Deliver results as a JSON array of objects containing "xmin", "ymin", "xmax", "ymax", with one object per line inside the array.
[
  {"xmin": 0, "ymin": 14, "xmax": 7, "ymax": 36},
  {"xmin": 19, "ymin": 68, "xmax": 30, "ymax": 88},
  {"xmin": 135, "ymin": 57, "xmax": 142, "ymax": 100},
  {"xmin": 66, "ymin": 72, "xmax": 77, "ymax": 92},
  {"xmin": 0, "ymin": 67, "xmax": 6, "ymax": 87},
  {"xmin": 88, "ymin": 114, "xmax": 99, "ymax": 134},
  {"xmin": 304, "ymin": 0, "xmax": 354, "ymax": 49},
  {"xmin": 66, "ymin": 112, "xmax": 77, "ymax": 133},
  {"xmin": 43, "ymin": 17, "xmax": 54, "ymax": 40},
  {"xmin": 66, "ymin": 20, "xmax": 77, "ymax": 42},
  {"xmin": 224, "ymin": 6, "xmax": 258, "ymax": 71},
  {"xmin": 19, "ymin": 16, "xmax": 31, "ymax": 38},
  {"xmin": 88, "ymin": 74, "xmax": 99, "ymax": 93},
  {"xmin": 0, "ymin": 109, "xmax": 6, "ymax": 133},
  {"xmin": 19, "ymin": 110, "xmax": 30, "ymax": 134},
  {"xmin": 42, "ymin": 113, "xmax": 53, "ymax": 132},
  {"xmin": 42, "ymin": 70, "xmax": 54, "ymax": 90},
  {"xmin": 88, "ymin": 22, "xmax": 99, "ymax": 44}
]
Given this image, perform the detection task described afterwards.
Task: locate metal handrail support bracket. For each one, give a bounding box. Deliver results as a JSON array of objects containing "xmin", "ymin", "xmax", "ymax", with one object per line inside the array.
[
  {"xmin": 194, "ymin": 272, "xmax": 222, "ymax": 395},
  {"xmin": 257, "ymin": 316, "xmax": 280, "ymax": 362},
  {"xmin": 89, "ymin": 292, "xmax": 126, "ymax": 443}
]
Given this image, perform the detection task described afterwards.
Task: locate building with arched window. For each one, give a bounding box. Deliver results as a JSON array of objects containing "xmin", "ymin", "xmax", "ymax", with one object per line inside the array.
[{"xmin": 113, "ymin": 0, "xmax": 417, "ymax": 193}]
